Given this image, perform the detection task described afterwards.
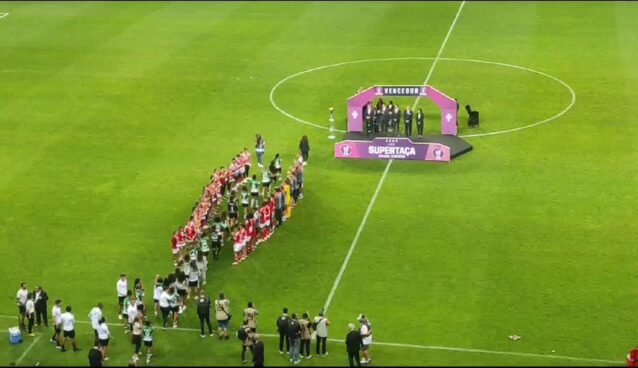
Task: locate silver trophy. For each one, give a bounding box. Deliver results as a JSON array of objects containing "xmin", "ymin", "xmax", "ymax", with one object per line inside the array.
[{"xmin": 328, "ymin": 107, "xmax": 335, "ymax": 140}]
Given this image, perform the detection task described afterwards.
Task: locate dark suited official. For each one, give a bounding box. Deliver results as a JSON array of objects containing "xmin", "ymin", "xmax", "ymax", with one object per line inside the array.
[
  {"xmin": 345, "ymin": 323, "xmax": 362, "ymax": 367},
  {"xmin": 393, "ymin": 104, "xmax": 401, "ymax": 136},
  {"xmin": 34, "ymin": 286, "xmax": 49, "ymax": 327},
  {"xmin": 253, "ymin": 334, "xmax": 264, "ymax": 367},
  {"xmin": 380, "ymin": 104, "xmax": 390, "ymax": 134},
  {"xmin": 404, "ymin": 106, "xmax": 413, "ymax": 137},
  {"xmin": 364, "ymin": 103, "xmax": 375, "ymax": 135},
  {"xmin": 416, "ymin": 108, "xmax": 424, "ymax": 136},
  {"xmin": 386, "ymin": 103, "xmax": 393, "ymax": 135}
]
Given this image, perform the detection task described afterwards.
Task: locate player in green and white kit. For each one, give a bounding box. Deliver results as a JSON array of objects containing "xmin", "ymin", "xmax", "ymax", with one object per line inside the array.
[
  {"xmin": 121, "ymin": 291, "xmax": 132, "ymax": 330},
  {"xmin": 200, "ymin": 232, "xmax": 210, "ymax": 258},
  {"xmin": 211, "ymin": 223, "xmax": 223, "ymax": 261},
  {"xmin": 142, "ymin": 320, "xmax": 154, "ymax": 364},
  {"xmin": 249, "ymin": 175, "xmax": 260, "ymax": 209},
  {"xmin": 240, "ymin": 186, "xmax": 250, "ymax": 217}
]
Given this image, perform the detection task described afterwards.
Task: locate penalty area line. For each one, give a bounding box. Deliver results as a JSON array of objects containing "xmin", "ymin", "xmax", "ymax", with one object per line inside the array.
[
  {"xmin": 0, "ymin": 315, "xmax": 621, "ymax": 364},
  {"xmin": 0, "ymin": 13, "xmax": 9, "ymax": 20}
]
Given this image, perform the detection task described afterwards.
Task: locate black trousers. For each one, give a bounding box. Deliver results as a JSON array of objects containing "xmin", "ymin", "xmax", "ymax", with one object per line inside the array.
[
  {"xmin": 405, "ymin": 123, "xmax": 412, "ymax": 137},
  {"xmin": 160, "ymin": 307, "xmax": 170, "ymax": 327},
  {"xmin": 301, "ymin": 339, "xmax": 311, "ymax": 356},
  {"xmin": 199, "ymin": 314, "xmax": 213, "ymax": 335},
  {"xmin": 301, "ymin": 151, "xmax": 309, "ymax": 162},
  {"xmin": 395, "ymin": 120, "xmax": 401, "ymax": 135},
  {"xmin": 275, "ymin": 208, "xmax": 283, "ymax": 226},
  {"xmin": 213, "ymin": 242, "xmax": 221, "ymax": 260},
  {"xmin": 94, "ymin": 329, "xmax": 99, "ymax": 345},
  {"xmin": 36, "ymin": 305, "xmax": 48, "ymax": 327},
  {"xmin": 417, "ymin": 123, "xmax": 423, "ymax": 135},
  {"xmin": 278, "ymin": 332, "xmax": 290, "ymax": 352},
  {"xmin": 348, "ymin": 350, "xmax": 362, "ymax": 367},
  {"xmin": 133, "ymin": 335, "xmax": 142, "ymax": 354},
  {"xmin": 52, "ymin": 325, "xmax": 61, "ymax": 344},
  {"xmin": 27, "ymin": 313, "xmax": 35, "ymax": 334},
  {"xmin": 316, "ymin": 336, "xmax": 327, "ymax": 355},
  {"xmin": 241, "ymin": 345, "xmax": 254, "ymax": 361}
]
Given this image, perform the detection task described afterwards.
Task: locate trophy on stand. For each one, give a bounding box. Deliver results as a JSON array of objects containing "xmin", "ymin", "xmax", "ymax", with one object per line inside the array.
[{"xmin": 328, "ymin": 107, "xmax": 335, "ymax": 140}]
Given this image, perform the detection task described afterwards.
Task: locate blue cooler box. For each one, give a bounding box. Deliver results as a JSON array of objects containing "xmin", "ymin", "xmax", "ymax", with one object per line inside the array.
[{"xmin": 9, "ymin": 327, "xmax": 22, "ymax": 344}]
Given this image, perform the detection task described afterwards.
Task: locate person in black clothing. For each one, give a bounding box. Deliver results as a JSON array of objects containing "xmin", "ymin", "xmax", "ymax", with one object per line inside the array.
[
  {"xmin": 252, "ymin": 334, "xmax": 264, "ymax": 367},
  {"xmin": 228, "ymin": 193, "xmax": 239, "ymax": 228},
  {"xmin": 197, "ymin": 290, "xmax": 214, "ymax": 337},
  {"xmin": 380, "ymin": 104, "xmax": 389, "ymax": 135},
  {"xmin": 455, "ymin": 98, "xmax": 460, "ymax": 126},
  {"xmin": 416, "ymin": 108, "xmax": 424, "ymax": 137},
  {"xmin": 364, "ymin": 103, "xmax": 374, "ymax": 135},
  {"xmin": 373, "ymin": 106, "xmax": 381, "ymax": 134},
  {"xmin": 34, "ymin": 286, "xmax": 48, "ymax": 327},
  {"xmin": 393, "ymin": 104, "xmax": 401, "ymax": 136},
  {"xmin": 88, "ymin": 345, "xmax": 103, "ymax": 367},
  {"xmin": 375, "ymin": 98, "xmax": 384, "ymax": 111},
  {"xmin": 345, "ymin": 323, "xmax": 362, "ymax": 367},
  {"xmin": 386, "ymin": 103, "xmax": 394, "ymax": 135},
  {"xmin": 299, "ymin": 135, "xmax": 310, "ymax": 164},
  {"xmin": 404, "ymin": 106, "xmax": 413, "ymax": 137},
  {"xmin": 276, "ymin": 307, "xmax": 290, "ymax": 354}
]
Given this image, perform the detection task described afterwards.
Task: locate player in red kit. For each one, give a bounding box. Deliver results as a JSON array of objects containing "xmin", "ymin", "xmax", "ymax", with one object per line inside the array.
[
  {"xmin": 240, "ymin": 226, "xmax": 248, "ymax": 261},
  {"xmin": 258, "ymin": 201, "xmax": 271, "ymax": 243},
  {"xmin": 628, "ymin": 346, "xmax": 638, "ymax": 367},
  {"xmin": 186, "ymin": 218, "xmax": 197, "ymax": 243},
  {"xmin": 244, "ymin": 214, "xmax": 255, "ymax": 255},
  {"xmin": 232, "ymin": 226, "xmax": 243, "ymax": 265},
  {"xmin": 171, "ymin": 231, "xmax": 180, "ymax": 265},
  {"xmin": 268, "ymin": 194, "xmax": 276, "ymax": 239},
  {"xmin": 177, "ymin": 228, "xmax": 186, "ymax": 252}
]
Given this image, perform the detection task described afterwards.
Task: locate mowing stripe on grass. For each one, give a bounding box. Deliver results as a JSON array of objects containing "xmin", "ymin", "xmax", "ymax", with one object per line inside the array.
[
  {"xmin": 15, "ymin": 334, "xmax": 42, "ymax": 366},
  {"xmin": 0, "ymin": 315, "xmax": 621, "ymax": 364},
  {"xmin": 322, "ymin": 0, "xmax": 467, "ymax": 314},
  {"xmin": 322, "ymin": 158, "xmax": 394, "ymax": 313}
]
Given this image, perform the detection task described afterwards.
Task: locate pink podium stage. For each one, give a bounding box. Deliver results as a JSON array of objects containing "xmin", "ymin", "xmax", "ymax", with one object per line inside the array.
[{"xmin": 335, "ymin": 85, "xmax": 472, "ymax": 162}]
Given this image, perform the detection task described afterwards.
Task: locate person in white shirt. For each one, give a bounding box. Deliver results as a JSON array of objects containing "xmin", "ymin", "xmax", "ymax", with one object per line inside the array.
[
  {"xmin": 88, "ymin": 303, "xmax": 103, "ymax": 345},
  {"xmin": 188, "ymin": 260, "xmax": 200, "ymax": 300},
  {"xmin": 314, "ymin": 310, "xmax": 330, "ymax": 356},
  {"xmin": 60, "ymin": 306, "xmax": 80, "ymax": 352},
  {"xmin": 358, "ymin": 314, "xmax": 372, "ymax": 365},
  {"xmin": 116, "ymin": 274, "xmax": 128, "ymax": 320},
  {"xmin": 16, "ymin": 282, "xmax": 28, "ymax": 330},
  {"xmin": 127, "ymin": 301, "xmax": 138, "ymax": 333},
  {"xmin": 51, "ymin": 299, "xmax": 63, "ymax": 348},
  {"xmin": 153, "ymin": 276, "xmax": 163, "ymax": 317},
  {"xmin": 158, "ymin": 287, "xmax": 171, "ymax": 328},
  {"xmin": 96, "ymin": 317, "xmax": 110, "ymax": 361},
  {"xmin": 25, "ymin": 293, "xmax": 36, "ymax": 336}
]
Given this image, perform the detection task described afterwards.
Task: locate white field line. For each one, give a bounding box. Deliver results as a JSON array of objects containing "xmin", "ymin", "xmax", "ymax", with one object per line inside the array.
[
  {"xmin": 15, "ymin": 333, "xmax": 42, "ymax": 366},
  {"xmin": 322, "ymin": 158, "xmax": 394, "ymax": 313},
  {"xmin": 322, "ymin": 0, "xmax": 466, "ymax": 314},
  {"xmin": 412, "ymin": 0, "xmax": 466, "ymax": 109},
  {"xmin": 444, "ymin": 56, "xmax": 577, "ymax": 138},
  {"xmin": 0, "ymin": 13, "xmax": 9, "ymax": 20},
  {"xmin": 0, "ymin": 315, "xmax": 620, "ymax": 364}
]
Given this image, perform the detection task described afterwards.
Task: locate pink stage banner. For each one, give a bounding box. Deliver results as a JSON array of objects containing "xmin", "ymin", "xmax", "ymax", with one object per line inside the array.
[{"xmin": 335, "ymin": 137, "xmax": 450, "ymax": 162}]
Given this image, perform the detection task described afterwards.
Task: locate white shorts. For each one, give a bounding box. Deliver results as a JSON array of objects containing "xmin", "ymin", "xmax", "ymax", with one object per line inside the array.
[
  {"xmin": 233, "ymin": 243, "xmax": 243, "ymax": 253},
  {"xmin": 259, "ymin": 221, "xmax": 270, "ymax": 229}
]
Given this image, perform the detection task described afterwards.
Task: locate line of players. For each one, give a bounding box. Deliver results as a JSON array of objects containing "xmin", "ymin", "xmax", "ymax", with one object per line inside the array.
[
  {"xmin": 171, "ymin": 150, "xmax": 305, "ymax": 267},
  {"xmin": 363, "ymin": 99, "xmax": 425, "ymax": 137}
]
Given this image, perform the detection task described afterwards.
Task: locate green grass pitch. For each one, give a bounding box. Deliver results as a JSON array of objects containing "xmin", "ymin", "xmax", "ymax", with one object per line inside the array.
[{"xmin": 1, "ymin": 1, "xmax": 637, "ymax": 366}]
